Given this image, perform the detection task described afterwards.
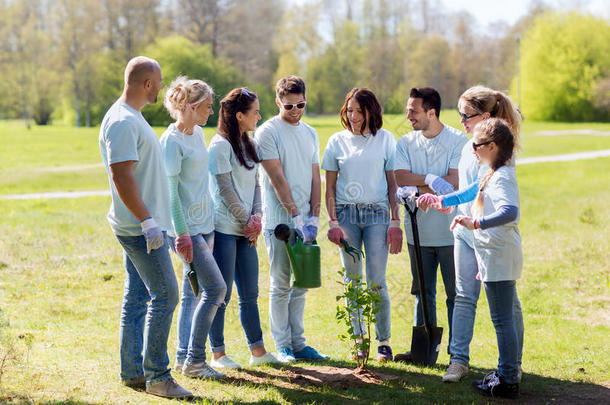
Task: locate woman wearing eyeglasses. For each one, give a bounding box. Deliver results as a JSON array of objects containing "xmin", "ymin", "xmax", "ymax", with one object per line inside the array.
[
  {"xmin": 160, "ymin": 76, "xmax": 227, "ymax": 380},
  {"xmin": 322, "ymin": 87, "xmax": 402, "ymax": 362},
  {"xmin": 417, "ymin": 86, "xmax": 523, "ymax": 383},
  {"xmin": 207, "ymin": 88, "xmax": 281, "ymax": 369}
]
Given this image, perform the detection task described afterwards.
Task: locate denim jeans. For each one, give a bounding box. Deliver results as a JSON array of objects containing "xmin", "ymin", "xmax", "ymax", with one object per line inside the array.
[
  {"xmin": 407, "ymin": 244, "xmax": 456, "ymax": 347},
  {"xmin": 484, "ymin": 280, "xmax": 522, "ymax": 384},
  {"xmin": 337, "ymin": 204, "xmax": 391, "ymax": 342},
  {"xmin": 209, "ymin": 231, "xmax": 264, "ymax": 353},
  {"xmin": 263, "ymin": 228, "xmax": 308, "ymax": 352},
  {"xmin": 171, "ymin": 233, "xmax": 227, "ymax": 364},
  {"xmin": 450, "ymin": 235, "xmax": 524, "ymax": 367},
  {"xmin": 116, "ymin": 232, "xmax": 178, "ymax": 385}
]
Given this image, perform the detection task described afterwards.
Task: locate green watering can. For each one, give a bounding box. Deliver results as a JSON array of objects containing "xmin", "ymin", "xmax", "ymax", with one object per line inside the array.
[{"xmin": 274, "ymin": 224, "xmax": 321, "ymax": 289}]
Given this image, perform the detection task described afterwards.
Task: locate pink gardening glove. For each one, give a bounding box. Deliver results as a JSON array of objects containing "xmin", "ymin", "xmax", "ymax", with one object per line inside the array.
[
  {"xmin": 416, "ymin": 193, "xmax": 439, "ymax": 212},
  {"xmin": 327, "ymin": 220, "xmax": 345, "ymax": 246},
  {"xmin": 242, "ymin": 215, "xmax": 262, "ymax": 245},
  {"xmin": 175, "ymin": 234, "xmax": 193, "ymax": 263},
  {"xmin": 387, "ymin": 220, "xmax": 403, "ymax": 254}
]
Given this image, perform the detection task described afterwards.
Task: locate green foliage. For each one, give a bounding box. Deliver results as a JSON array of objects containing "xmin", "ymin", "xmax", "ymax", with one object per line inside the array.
[
  {"xmin": 141, "ymin": 35, "xmax": 244, "ymax": 127},
  {"xmin": 516, "ymin": 12, "xmax": 610, "ymax": 121},
  {"xmin": 335, "ymin": 270, "xmax": 381, "ymax": 369}
]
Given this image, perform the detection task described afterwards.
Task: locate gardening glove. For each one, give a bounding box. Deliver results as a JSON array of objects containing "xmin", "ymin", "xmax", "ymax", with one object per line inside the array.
[
  {"xmin": 140, "ymin": 217, "xmax": 164, "ymax": 254},
  {"xmin": 242, "ymin": 215, "xmax": 262, "ymax": 239},
  {"xmin": 417, "ymin": 193, "xmax": 455, "ymax": 214},
  {"xmin": 303, "ymin": 215, "xmax": 319, "ymax": 244},
  {"xmin": 387, "ymin": 219, "xmax": 403, "ymax": 254},
  {"xmin": 395, "ymin": 186, "xmax": 418, "ymax": 204},
  {"xmin": 327, "ymin": 219, "xmax": 345, "ymax": 247},
  {"xmin": 291, "ymin": 213, "xmax": 305, "ymax": 240},
  {"xmin": 175, "ymin": 234, "xmax": 193, "ymax": 263},
  {"xmin": 424, "ymin": 174, "xmax": 455, "ymax": 196}
]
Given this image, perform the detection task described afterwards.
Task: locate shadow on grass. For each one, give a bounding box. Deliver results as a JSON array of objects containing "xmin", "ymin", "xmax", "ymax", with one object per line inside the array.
[{"xmin": 199, "ymin": 361, "xmax": 610, "ymax": 405}]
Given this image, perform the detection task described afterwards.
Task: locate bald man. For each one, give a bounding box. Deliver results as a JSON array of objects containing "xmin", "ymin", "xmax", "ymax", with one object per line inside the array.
[{"xmin": 99, "ymin": 56, "xmax": 192, "ymax": 399}]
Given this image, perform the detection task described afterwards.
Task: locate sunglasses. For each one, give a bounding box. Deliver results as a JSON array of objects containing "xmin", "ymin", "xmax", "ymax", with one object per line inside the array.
[
  {"xmin": 240, "ymin": 88, "xmax": 254, "ymax": 98},
  {"xmin": 459, "ymin": 111, "xmax": 480, "ymax": 121},
  {"xmin": 282, "ymin": 101, "xmax": 306, "ymax": 111},
  {"xmin": 472, "ymin": 141, "xmax": 492, "ymax": 151}
]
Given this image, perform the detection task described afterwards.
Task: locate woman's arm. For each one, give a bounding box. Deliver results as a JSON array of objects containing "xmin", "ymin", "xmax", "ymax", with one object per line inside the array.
[
  {"xmin": 325, "ymin": 170, "xmax": 338, "ymax": 220},
  {"xmin": 478, "ymin": 205, "xmax": 518, "ymax": 229},
  {"xmin": 216, "ymin": 172, "xmax": 249, "ymax": 225},
  {"xmin": 167, "ymin": 175, "xmax": 189, "ymax": 236},
  {"xmin": 251, "ymin": 170, "xmax": 262, "ymax": 216}
]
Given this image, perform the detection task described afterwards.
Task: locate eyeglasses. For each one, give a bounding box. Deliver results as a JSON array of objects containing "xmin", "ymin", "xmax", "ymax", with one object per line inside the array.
[
  {"xmin": 459, "ymin": 111, "xmax": 480, "ymax": 121},
  {"xmin": 472, "ymin": 141, "xmax": 492, "ymax": 151},
  {"xmin": 281, "ymin": 101, "xmax": 306, "ymax": 111}
]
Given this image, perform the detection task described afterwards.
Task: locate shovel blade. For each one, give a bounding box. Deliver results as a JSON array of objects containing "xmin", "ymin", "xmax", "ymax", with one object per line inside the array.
[{"xmin": 409, "ymin": 325, "xmax": 443, "ymax": 366}]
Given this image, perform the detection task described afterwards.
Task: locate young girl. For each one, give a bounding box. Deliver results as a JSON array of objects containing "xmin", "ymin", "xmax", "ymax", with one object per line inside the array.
[
  {"xmin": 160, "ymin": 76, "xmax": 227, "ymax": 380},
  {"xmin": 322, "ymin": 88, "xmax": 402, "ymax": 362},
  {"xmin": 207, "ymin": 88, "xmax": 280, "ymax": 368},
  {"xmin": 451, "ymin": 118, "xmax": 523, "ymax": 399}
]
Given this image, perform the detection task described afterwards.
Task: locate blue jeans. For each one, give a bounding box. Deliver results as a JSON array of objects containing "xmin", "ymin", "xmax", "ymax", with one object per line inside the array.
[
  {"xmin": 209, "ymin": 231, "xmax": 264, "ymax": 353},
  {"xmin": 263, "ymin": 228, "xmax": 308, "ymax": 352},
  {"xmin": 407, "ymin": 244, "xmax": 456, "ymax": 347},
  {"xmin": 338, "ymin": 204, "xmax": 391, "ymax": 342},
  {"xmin": 450, "ymin": 235, "xmax": 524, "ymax": 367},
  {"xmin": 484, "ymin": 280, "xmax": 521, "ymax": 384},
  {"xmin": 172, "ymin": 233, "xmax": 226, "ymax": 364},
  {"xmin": 116, "ymin": 233, "xmax": 178, "ymax": 385}
]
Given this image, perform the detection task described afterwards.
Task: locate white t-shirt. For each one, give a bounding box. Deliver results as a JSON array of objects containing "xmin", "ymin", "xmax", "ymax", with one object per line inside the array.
[
  {"xmin": 395, "ymin": 124, "xmax": 468, "ymax": 246},
  {"xmin": 254, "ymin": 115, "xmax": 320, "ymax": 230},
  {"xmin": 321, "ymin": 128, "xmax": 396, "ymax": 207},
  {"xmin": 208, "ymin": 134, "xmax": 258, "ymax": 236},
  {"xmin": 99, "ymin": 101, "xmax": 171, "ymax": 236},
  {"xmin": 160, "ymin": 124, "xmax": 214, "ymax": 236},
  {"xmin": 474, "ymin": 165, "xmax": 523, "ymax": 282}
]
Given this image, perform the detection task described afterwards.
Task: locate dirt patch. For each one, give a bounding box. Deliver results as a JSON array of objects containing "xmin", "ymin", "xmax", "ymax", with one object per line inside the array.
[{"xmin": 226, "ymin": 365, "xmax": 400, "ymax": 390}]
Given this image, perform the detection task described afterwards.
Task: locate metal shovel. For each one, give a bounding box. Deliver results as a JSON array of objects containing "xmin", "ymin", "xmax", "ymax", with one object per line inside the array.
[{"xmin": 404, "ymin": 200, "xmax": 443, "ymax": 366}]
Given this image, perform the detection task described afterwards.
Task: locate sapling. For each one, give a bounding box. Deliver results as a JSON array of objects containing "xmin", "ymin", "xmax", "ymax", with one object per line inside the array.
[{"xmin": 335, "ymin": 270, "xmax": 381, "ymax": 369}]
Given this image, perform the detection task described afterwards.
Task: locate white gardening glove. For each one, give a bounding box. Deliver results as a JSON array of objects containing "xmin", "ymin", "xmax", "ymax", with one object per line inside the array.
[
  {"xmin": 291, "ymin": 213, "xmax": 305, "ymax": 240},
  {"xmin": 140, "ymin": 217, "xmax": 164, "ymax": 254},
  {"xmin": 303, "ymin": 215, "xmax": 319, "ymax": 244},
  {"xmin": 424, "ymin": 174, "xmax": 455, "ymax": 195},
  {"xmin": 395, "ymin": 186, "xmax": 418, "ymax": 204}
]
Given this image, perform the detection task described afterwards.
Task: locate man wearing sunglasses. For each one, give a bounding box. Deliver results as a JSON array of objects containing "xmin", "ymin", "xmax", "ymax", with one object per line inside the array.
[
  {"xmin": 254, "ymin": 75, "xmax": 328, "ymax": 363},
  {"xmin": 393, "ymin": 87, "xmax": 468, "ymax": 362}
]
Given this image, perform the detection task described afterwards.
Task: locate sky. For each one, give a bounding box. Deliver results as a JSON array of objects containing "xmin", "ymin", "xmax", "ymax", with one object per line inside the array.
[{"xmin": 443, "ymin": 0, "xmax": 610, "ymax": 25}]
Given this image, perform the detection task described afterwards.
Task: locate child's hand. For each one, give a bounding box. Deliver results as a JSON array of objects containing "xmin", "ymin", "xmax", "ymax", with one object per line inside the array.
[{"xmin": 451, "ymin": 215, "xmax": 476, "ymax": 231}]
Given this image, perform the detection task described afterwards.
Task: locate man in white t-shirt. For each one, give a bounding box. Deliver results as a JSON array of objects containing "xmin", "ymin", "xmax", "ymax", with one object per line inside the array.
[
  {"xmin": 393, "ymin": 87, "xmax": 468, "ymax": 362},
  {"xmin": 99, "ymin": 57, "xmax": 191, "ymax": 399},
  {"xmin": 254, "ymin": 76, "xmax": 328, "ymax": 362}
]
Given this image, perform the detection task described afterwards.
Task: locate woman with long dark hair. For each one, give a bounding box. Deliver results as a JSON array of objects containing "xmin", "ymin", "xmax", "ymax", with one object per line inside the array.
[
  {"xmin": 208, "ymin": 88, "xmax": 280, "ymax": 369},
  {"xmin": 322, "ymin": 87, "xmax": 402, "ymax": 362}
]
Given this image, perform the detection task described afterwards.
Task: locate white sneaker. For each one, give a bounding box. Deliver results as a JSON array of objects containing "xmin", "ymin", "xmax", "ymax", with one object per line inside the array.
[
  {"xmin": 210, "ymin": 355, "xmax": 242, "ymax": 369},
  {"xmin": 146, "ymin": 377, "xmax": 193, "ymax": 399},
  {"xmin": 442, "ymin": 362, "xmax": 469, "ymax": 382},
  {"xmin": 182, "ymin": 361, "xmax": 227, "ymax": 380},
  {"xmin": 250, "ymin": 352, "xmax": 282, "ymax": 366}
]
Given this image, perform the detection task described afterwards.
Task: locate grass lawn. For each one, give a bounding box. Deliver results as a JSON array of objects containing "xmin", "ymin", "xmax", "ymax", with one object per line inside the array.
[{"xmin": 0, "ymin": 118, "xmax": 609, "ymax": 404}]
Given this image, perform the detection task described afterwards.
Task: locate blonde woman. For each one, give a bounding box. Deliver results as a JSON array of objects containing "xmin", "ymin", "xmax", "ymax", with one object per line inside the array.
[{"xmin": 160, "ymin": 76, "xmax": 227, "ymax": 380}]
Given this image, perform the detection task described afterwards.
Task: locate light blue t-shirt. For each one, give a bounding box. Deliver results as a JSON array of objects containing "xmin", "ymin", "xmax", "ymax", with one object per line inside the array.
[
  {"xmin": 395, "ymin": 124, "xmax": 468, "ymax": 246},
  {"xmin": 454, "ymin": 139, "xmax": 488, "ymax": 248},
  {"xmin": 322, "ymin": 129, "xmax": 396, "ymax": 207},
  {"xmin": 99, "ymin": 101, "xmax": 171, "ymax": 236},
  {"xmin": 254, "ymin": 115, "xmax": 320, "ymax": 230},
  {"xmin": 160, "ymin": 124, "xmax": 214, "ymax": 236},
  {"xmin": 474, "ymin": 165, "xmax": 522, "ymax": 282},
  {"xmin": 208, "ymin": 134, "xmax": 258, "ymax": 236}
]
